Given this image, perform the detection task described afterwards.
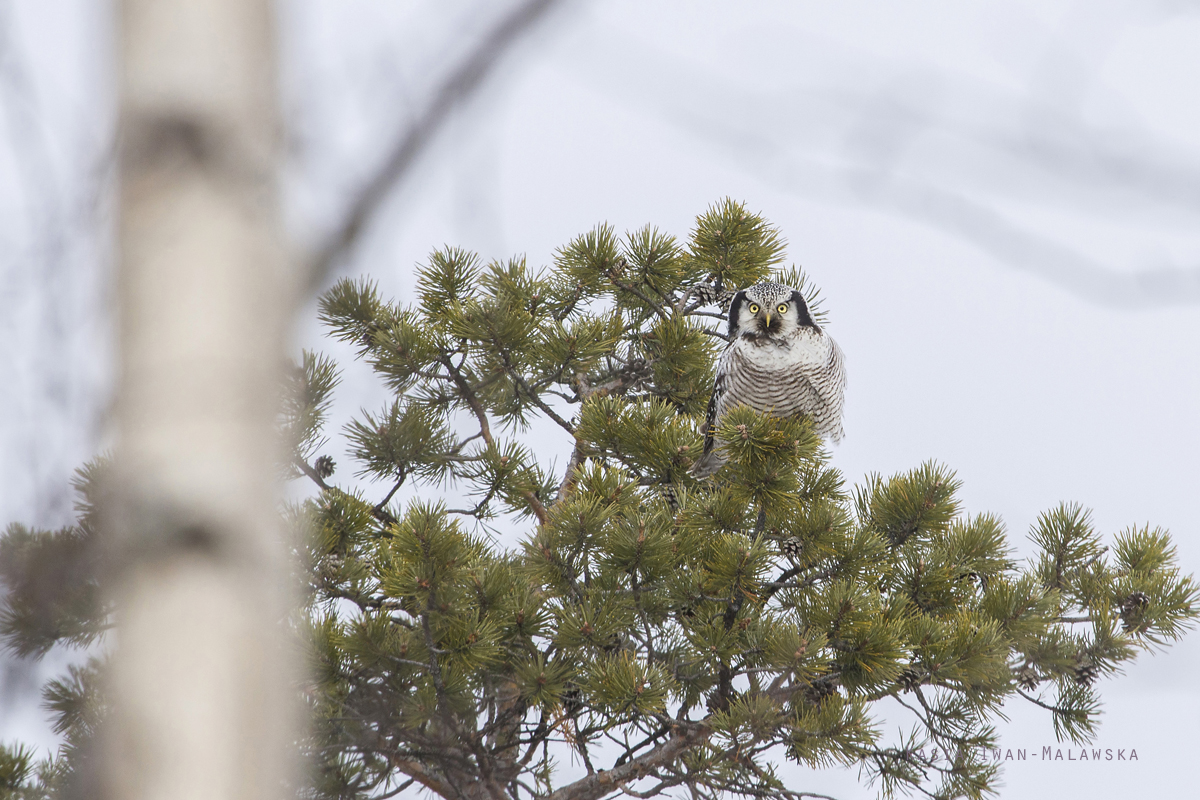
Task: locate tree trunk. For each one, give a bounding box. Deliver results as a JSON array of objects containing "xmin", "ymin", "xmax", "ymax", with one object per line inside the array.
[{"xmin": 104, "ymin": 1, "xmax": 295, "ymax": 798}]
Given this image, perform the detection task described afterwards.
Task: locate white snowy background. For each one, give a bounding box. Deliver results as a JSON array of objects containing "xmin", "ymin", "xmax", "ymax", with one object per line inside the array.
[{"xmin": 3, "ymin": 1, "xmax": 1199, "ymax": 797}]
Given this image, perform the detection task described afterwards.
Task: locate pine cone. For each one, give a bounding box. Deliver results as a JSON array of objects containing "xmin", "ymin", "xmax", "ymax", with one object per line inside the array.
[
  {"xmin": 780, "ymin": 537, "xmax": 803, "ymax": 559},
  {"xmin": 562, "ymin": 685, "xmax": 583, "ymax": 717},
  {"xmin": 802, "ymin": 675, "xmax": 839, "ymax": 705},
  {"xmin": 1120, "ymin": 591, "xmax": 1150, "ymax": 633},
  {"xmin": 689, "ymin": 279, "xmax": 736, "ymax": 311},
  {"xmin": 314, "ymin": 455, "xmax": 336, "ymax": 479},
  {"xmin": 1014, "ymin": 663, "xmax": 1040, "ymax": 691},
  {"xmin": 1073, "ymin": 657, "xmax": 1099, "ymax": 687},
  {"xmin": 706, "ymin": 686, "xmax": 742, "ymax": 714},
  {"xmin": 897, "ymin": 668, "xmax": 926, "ymax": 690}
]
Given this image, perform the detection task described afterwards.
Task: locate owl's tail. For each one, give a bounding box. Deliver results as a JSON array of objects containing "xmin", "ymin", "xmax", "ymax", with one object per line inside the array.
[{"xmin": 689, "ymin": 449, "xmax": 727, "ymax": 479}]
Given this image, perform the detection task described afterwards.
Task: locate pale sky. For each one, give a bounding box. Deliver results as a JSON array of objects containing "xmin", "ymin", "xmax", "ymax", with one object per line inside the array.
[{"xmin": 3, "ymin": 2, "xmax": 1200, "ymax": 798}]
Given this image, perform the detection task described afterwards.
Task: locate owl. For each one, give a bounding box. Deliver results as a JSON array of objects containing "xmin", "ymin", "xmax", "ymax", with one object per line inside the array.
[{"xmin": 690, "ymin": 281, "xmax": 846, "ymax": 478}]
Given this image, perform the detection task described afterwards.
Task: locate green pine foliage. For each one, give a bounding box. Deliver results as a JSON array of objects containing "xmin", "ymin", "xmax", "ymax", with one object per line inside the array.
[
  {"xmin": 0, "ymin": 742, "xmax": 66, "ymax": 800},
  {"xmin": 0, "ymin": 459, "xmax": 106, "ymax": 800},
  {"xmin": 1, "ymin": 200, "xmax": 1197, "ymax": 800}
]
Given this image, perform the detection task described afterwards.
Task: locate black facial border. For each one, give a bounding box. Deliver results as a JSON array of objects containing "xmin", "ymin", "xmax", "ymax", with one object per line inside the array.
[
  {"xmin": 791, "ymin": 289, "xmax": 817, "ymax": 329},
  {"xmin": 727, "ymin": 290, "xmax": 748, "ymax": 338}
]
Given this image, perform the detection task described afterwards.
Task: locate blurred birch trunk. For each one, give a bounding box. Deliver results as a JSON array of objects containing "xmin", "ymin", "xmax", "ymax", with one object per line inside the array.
[{"xmin": 104, "ymin": 1, "xmax": 295, "ymax": 798}]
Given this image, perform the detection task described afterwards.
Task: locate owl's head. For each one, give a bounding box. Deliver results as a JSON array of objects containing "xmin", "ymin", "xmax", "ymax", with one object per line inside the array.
[{"xmin": 727, "ymin": 281, "xmax": 816, "ymax": 339}]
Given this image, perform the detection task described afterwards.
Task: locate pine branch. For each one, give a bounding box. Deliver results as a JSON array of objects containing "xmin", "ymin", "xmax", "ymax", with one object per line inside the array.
[
  {"xmin": 552, "ymin": 444, "xmax": 583, "ymax": 505},
  {"xmin": 1014, "ymin": 687, "xmax": 1069, "ymax": 714},
  {"xmin": 374, "ymin": 777, "xmax": 417, "ymax": 800},
  {"xmin": 374, "ymin": 472, "xmax": 407, "ymax": 517},
  {"xmin": 543, "ymin": 726, "xmax": 711, "ymax": 800},
  {"xmin": 295, "ymin": 456, "xmax": 398, "ymax": 526},
  {"xmin": 391, "ymin": 758, "xmax": 457, "ymax": 800},
  {"xmin": 437, "ymin": 353, "xmax": 548, "ymax": 525},
  {"xmin": 606, "ymin": 262, "xmax": 670, "ymax": 321},
  {"xmin": 498, "ymin": 348, "xmax": 575, "ymax": 434},
  {"xmin": 611, "ymin": 723, "xmax": 672, "ymax": 768}
]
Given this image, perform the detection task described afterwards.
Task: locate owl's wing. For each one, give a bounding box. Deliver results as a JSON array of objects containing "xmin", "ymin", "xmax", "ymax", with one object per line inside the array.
[
  {"xmin": 700, "ymin": 369, "xmax": 726, "ymax": 457},
  {"xmin": 809, "ymin": 334, "xmax": 847, "ymax": 442},
  {"xmin": 689, "ymin": 370, "xmax": 728, "ymax": 478}
]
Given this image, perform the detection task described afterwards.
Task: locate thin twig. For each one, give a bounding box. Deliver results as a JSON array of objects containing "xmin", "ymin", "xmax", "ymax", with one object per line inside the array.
[
  {"xmin": 374, "ymin": 471, "xmax": 407, "ymax": 516},
  {"xmin": 1015, "ymin": 688, "xmax": 1071, "ymax": 714},
  {"xmin": 608, "ymin": 269, "xmax": 670, "ymax": 321},
  {"xmin": 295, "ymin": 456, "xmax": 398, "ymax": 526},
  {"xmin": 497, "ymin": 347, "xmax": 575, "ymax": 434},
  {"xmin": 374, "ymin": 777, "xmax": 416, "ymax": 800},
  {"xmin": 437, "ymin": 354, "xmax": 547, "ymax": 524}
]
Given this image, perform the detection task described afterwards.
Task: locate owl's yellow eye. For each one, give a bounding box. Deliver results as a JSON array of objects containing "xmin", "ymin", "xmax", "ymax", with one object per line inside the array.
[
  {"xmin": 777, "ymin": 303, "xmax": 788, "ymax": 314},
  {"xmin": 748, "ymin": 303, "xmax": 760, "ymax": 313}
]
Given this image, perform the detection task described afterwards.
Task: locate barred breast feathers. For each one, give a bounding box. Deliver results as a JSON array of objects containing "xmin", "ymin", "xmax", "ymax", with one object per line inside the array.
[
  {"xmin": 691, "ymin": 281, "xmax": 847, "ymax": 477},
  {"xmin": 714, "ymin": 327, "xmax": 845, "ymax": 436}
]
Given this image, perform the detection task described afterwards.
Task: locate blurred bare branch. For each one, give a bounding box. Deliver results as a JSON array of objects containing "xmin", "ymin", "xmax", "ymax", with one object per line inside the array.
[
  {"xmin": 304, "ymin": 0, "xmax": 566, "ymax": 296},
  {"xmin": 0, "ymin": 2, "xmax": 112, "ymax": 529},
  {"xmin": 566, "ymin": 24, "xmax": 1200, "ymax": 307}
]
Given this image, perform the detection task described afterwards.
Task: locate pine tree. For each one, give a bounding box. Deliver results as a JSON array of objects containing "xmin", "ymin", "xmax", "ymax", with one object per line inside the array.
[{"xmin": 3, "ymin": 200, "xmax": 1198, "ymax": 800}]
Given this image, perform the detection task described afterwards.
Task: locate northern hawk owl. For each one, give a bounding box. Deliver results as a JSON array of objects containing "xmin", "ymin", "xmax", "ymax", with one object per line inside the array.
[{"xmin": 690, "ymin": 281, "xmax": 846, "ymax": 478}]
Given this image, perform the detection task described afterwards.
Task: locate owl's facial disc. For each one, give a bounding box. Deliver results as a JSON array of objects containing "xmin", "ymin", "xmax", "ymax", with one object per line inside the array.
[{"xmin": 758, "ymin": 306, "xmax": 782, "ymax": 334}]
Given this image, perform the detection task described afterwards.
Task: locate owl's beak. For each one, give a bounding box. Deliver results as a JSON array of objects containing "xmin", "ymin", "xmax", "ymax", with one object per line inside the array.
[{"xmin": 763, "ymin": 311, "xmax": 772, "ymax": 328}]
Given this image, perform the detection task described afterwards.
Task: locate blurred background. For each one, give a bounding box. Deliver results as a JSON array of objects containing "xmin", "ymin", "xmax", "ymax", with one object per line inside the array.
[{"xmin": 3, "ymin": 1, "xmax": 1199, "ymax": 797}]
